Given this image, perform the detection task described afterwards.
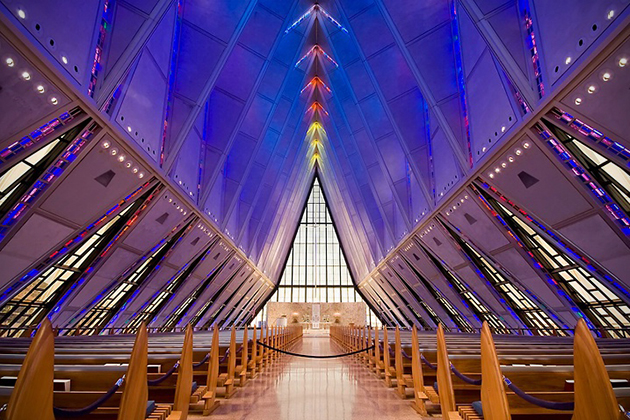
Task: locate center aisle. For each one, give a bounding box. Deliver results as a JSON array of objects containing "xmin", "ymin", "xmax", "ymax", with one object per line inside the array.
[{"xmin": 190, "ymin": 329, "xmax": 424, "ymax": 420}]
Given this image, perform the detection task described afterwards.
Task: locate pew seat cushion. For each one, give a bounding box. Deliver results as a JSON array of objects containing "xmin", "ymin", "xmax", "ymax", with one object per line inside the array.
[
  {"xmin": 471, "ymin": 401, "xmax": 483, "ymax": 417},
  {"xmin": 146, "ymin": 400, "xmax": 157, "ymax": 417}
]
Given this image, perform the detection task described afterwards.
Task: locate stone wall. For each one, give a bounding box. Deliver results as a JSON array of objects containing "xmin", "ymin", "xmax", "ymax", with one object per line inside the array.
[{"xmin": 267, "ymin": 302, "xmax": 367, "ymax": 326}]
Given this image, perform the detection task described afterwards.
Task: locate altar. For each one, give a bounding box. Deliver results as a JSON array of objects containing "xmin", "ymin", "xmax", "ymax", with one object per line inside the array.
[{"xmin": 266, "ymin": 302, "xmax": 367, "ymax": 328}]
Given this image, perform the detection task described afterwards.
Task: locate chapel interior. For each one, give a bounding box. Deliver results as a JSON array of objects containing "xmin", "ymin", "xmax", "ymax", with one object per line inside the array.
[{"xmin": 0, "ymin": 0, "xmax": 629, "ymax": 419}]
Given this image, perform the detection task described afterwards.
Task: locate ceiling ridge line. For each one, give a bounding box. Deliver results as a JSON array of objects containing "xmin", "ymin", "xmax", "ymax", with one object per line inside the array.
[
  {"xmin": 330, "ymin": 1, "xmax": 442, "ymax": 222},
  {"xmin": 372, "ymin": 0, "xmax": 470, "ymax": 176},
  {"xmin": 458, "ymin": 0, "xmax": 539, "ymax": 108},
  {"xmin": 300, "ymin": 69, "xmax": 394, "ymax": 263},
  {"xmin": 314, "ymin": 3, "xmax": 415, "ymax": 250},
  {"xmin": 311, "ymin": 98, "xmax": 387, "ymax": 273},
  {"xmin": 230, "ymin": 19, "xmax": 338, "ymax": 251},
  {"xmin": 162, "ymin": 0, "xmax": 260, "ymax": 172},
  {"xmin": 209, "ymin": 6, "xmax": 321, "ymax": 231},
  {"xmin": 198, "ymin": 0, "xmax": 312, "ymax": 207},
  {"xmin": 96, "ymin": 0, "xmax": 176, "ymax": 107},
  {"xmin": 324, "ymin": 3, "xmax": 430, "ymax": 241}
]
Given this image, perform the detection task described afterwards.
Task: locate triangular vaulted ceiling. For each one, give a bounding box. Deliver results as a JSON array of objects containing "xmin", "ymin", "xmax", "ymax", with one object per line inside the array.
[{"xmin": 8, "ymin": 0, "xmax": 621, "ymax": 287}]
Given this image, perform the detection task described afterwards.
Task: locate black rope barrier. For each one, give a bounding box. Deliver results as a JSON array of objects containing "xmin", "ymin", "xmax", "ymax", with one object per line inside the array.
[
  {"xmin": 193, "ymin": 352, "xmax": 210, "ymax": 368},
  {"xmin": 503, "ymin": 376, "xmax": 574, "ymax": 411},
  {"xmin": 53, "ymin": 376, "xmax": 125, "ymax": 417},
  {"xmin": 450, "ymin": 362, "xmax": 482, "ymax": 385},
  {"xmin": 147, "ymin": 361, "xmax": 179, "ymax": 386},
  {"xmin": 421, "ymin": 355, "xmax": 437, "ymax": 371},
  {"xmin": 257, "ymin": 340, "xmax": 374, "ymax": 359}
]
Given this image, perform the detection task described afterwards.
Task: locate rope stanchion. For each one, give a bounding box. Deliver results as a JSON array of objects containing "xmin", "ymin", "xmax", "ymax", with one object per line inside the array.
[
  {"xmin": 450, "ymin": 362, "xmax": 482, "ymax": 385},
  {"xmin": 257, "ymin": 340, "xmax": 374, "ymax": 359},
  {"xmin": 503, "ymin": 376, "xmax": 574, "ymax": 411},
  {"xmin": 193, "ymin": 352, "xmax": 210, "ymax": 368},
  {"xmin": 147, "ymin": 361, "xmax": 179, "ymax": 386},
  {"xmin": 53, "ymin": 376, "xmax": 125, "ymax": 417}
]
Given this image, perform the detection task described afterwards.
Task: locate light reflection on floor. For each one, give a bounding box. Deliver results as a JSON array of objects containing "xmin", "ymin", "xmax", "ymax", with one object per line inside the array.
[{"xmin": 190, "ymin": 329, "xmax": 425, "ymax": 420}]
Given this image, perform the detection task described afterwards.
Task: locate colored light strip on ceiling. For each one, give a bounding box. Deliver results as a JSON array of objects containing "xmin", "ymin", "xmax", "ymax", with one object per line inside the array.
[
  {"xmin": 285, "ymin": 5, "xmax": 315, "ymax": 34},
  {"xmin": 450, "ymin": 3, "xmax": 473, "ymax": 167},
  {"xmin": 295, "ymin": 45, "xmax": 339, "ymax": 68},
  {"xmin": 88, "ymin": 0, "xmax": 114, "ymax": 98},
  {"xmin": 306, "ymin": 101, "xmax": 329, "ymax": 116},
  {"xmin": 523, "ymin": 4, "xmax": 545, "ymax": 99},
  {"xmin": 285, "ymin": 5, "xmax": 348, "ymax": 35},
  {"xmin": 300, "ymin": 76, "xmax": 332, "ymax": 94},
  {"xmin": 317, "ymin": 5, "xmax": 349, "ymax": 33}
]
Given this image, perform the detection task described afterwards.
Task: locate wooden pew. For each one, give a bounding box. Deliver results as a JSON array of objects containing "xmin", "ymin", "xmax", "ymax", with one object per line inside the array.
[
  {"xmin": 199, "ymin": 326, "xmax": 220, "ymax": 416},
  {"xmin": 6, "ymin": 318, "xmax": 55, "ymax": 420},
  {"xmin": 168, "ymin": 325, "xmax": 193, "ymax": 420}
]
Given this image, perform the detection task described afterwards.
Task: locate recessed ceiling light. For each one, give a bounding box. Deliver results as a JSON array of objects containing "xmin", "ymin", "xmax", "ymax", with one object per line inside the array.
[
  {"xmin": 138, "ymin": 172, "xmax": 145, "ymax": 179},
  {"xmin": 50, "ymin": 97, "xmax": 58, "ymax": 105},
  {"xmin": 17, "ymin": 9, "xmax": 26, "ymax": 19},
  {"xmin": 101, "ymin": 141, "xmax": 110, "ymax": 149},
  {"xmin": 523, "ymin": 142, "xmax": 530, "ymax": 149},
  {"xmin": 607, "ymin": 10, "xmax": 615, "ymax": 20},
  {"xmin": 508, "ymin": 156, "xmax": 514, "ymax": 162},
  {"xmin": 587, "ymin": 85, "xmax": 596, "ymax": 94},
  {"xmin": 36, "ymin": 85, "xmax": 45, "ymax": 93},
  {"xmin": 132, "ymin": 167, "xmax": 139, "ymax": 173},
  {"xmin": 565, "ymin": 56, "xmax": 572, "ymax": 65},
  {"xmin": 602, "ymin": 72, "xmax": 611, "ymax": 81},
  {"xmin": 61, "ymin": 56, "xmax": 68, "ymax": 65},
  {"xmin": 21, "ymin": 71, "xmax": 30, "ymax": 80},
  {"xmin": 494, "ymin": 167, "xmax": 501, "ymax": 173},
  {"xmin": 501, "ymin": 126, "xmax": 506, "ymax": 133},
  {"xmin": 515, "ymin": 148, "xmax": 522, "ymax": 155},
  {"xmin": 5, "ymin": 57, "xmax": 14, "ymax": 67},
  {"xmin": 489, "ymin": 173, "xmax": 494, "ymax": 178},
  {"xmin": 619, "ymin": 57, "xmax": 628, "ymax": 67},
  {"xmin": 117, "ymin": 155, "xmax": 125, "ymax": 162},
  {"xmin": 110, "ymin": 148, "xmax": 118, "ymax": 156},
  {"xmin": 501, "ymin": 162, "xmax": 507, "ymax": 168},
  {"xmin": 575, "ymin": 97, "xmax": 582, "ymax": 105}
]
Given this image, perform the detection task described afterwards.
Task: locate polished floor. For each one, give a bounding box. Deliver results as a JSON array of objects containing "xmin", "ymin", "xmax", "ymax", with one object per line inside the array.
[{"xmin": 190, "ymin": 330, "xmax": 426, "ymax": 420}]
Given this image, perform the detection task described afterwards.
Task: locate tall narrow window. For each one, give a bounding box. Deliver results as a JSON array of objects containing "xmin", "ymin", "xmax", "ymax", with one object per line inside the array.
[
  {"xmin": 0, "ymin": 182, "xmax": 156, "ymax": 336},
  {"xmin": 477, "ymin": 183, "xmax": 630, "ymax": 337},
  {"xmin": 122, "ymin": 234, "xmax": 218, "ymax": 330},
  {"xmin": 270, "ymin": 177, "xmax": 361, "ymax": 303},
  {"xmin": 158, "ymin": 257, "xmax": 232, "ymax": 332},
  {"xmin": 397, "ymin": 257, "xmax": 474, "ymax": 332},
  {"xmin": 66, "ymin": 217, "xmax": 195, "ymax": 334},
  {"xmin": 441, "ymin": 222, "xmax": 565, "ymax": 335},
  {"xmin": 420, "ymin": 244, "xmax": 507, "ymax": 332},
  {"xmin": 0, "ymin": 121, "xmax": 90, "ymax": 219},
  {"xmin": 546, "ymin": 121, "xmax": 630, "ymax": 215}
]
